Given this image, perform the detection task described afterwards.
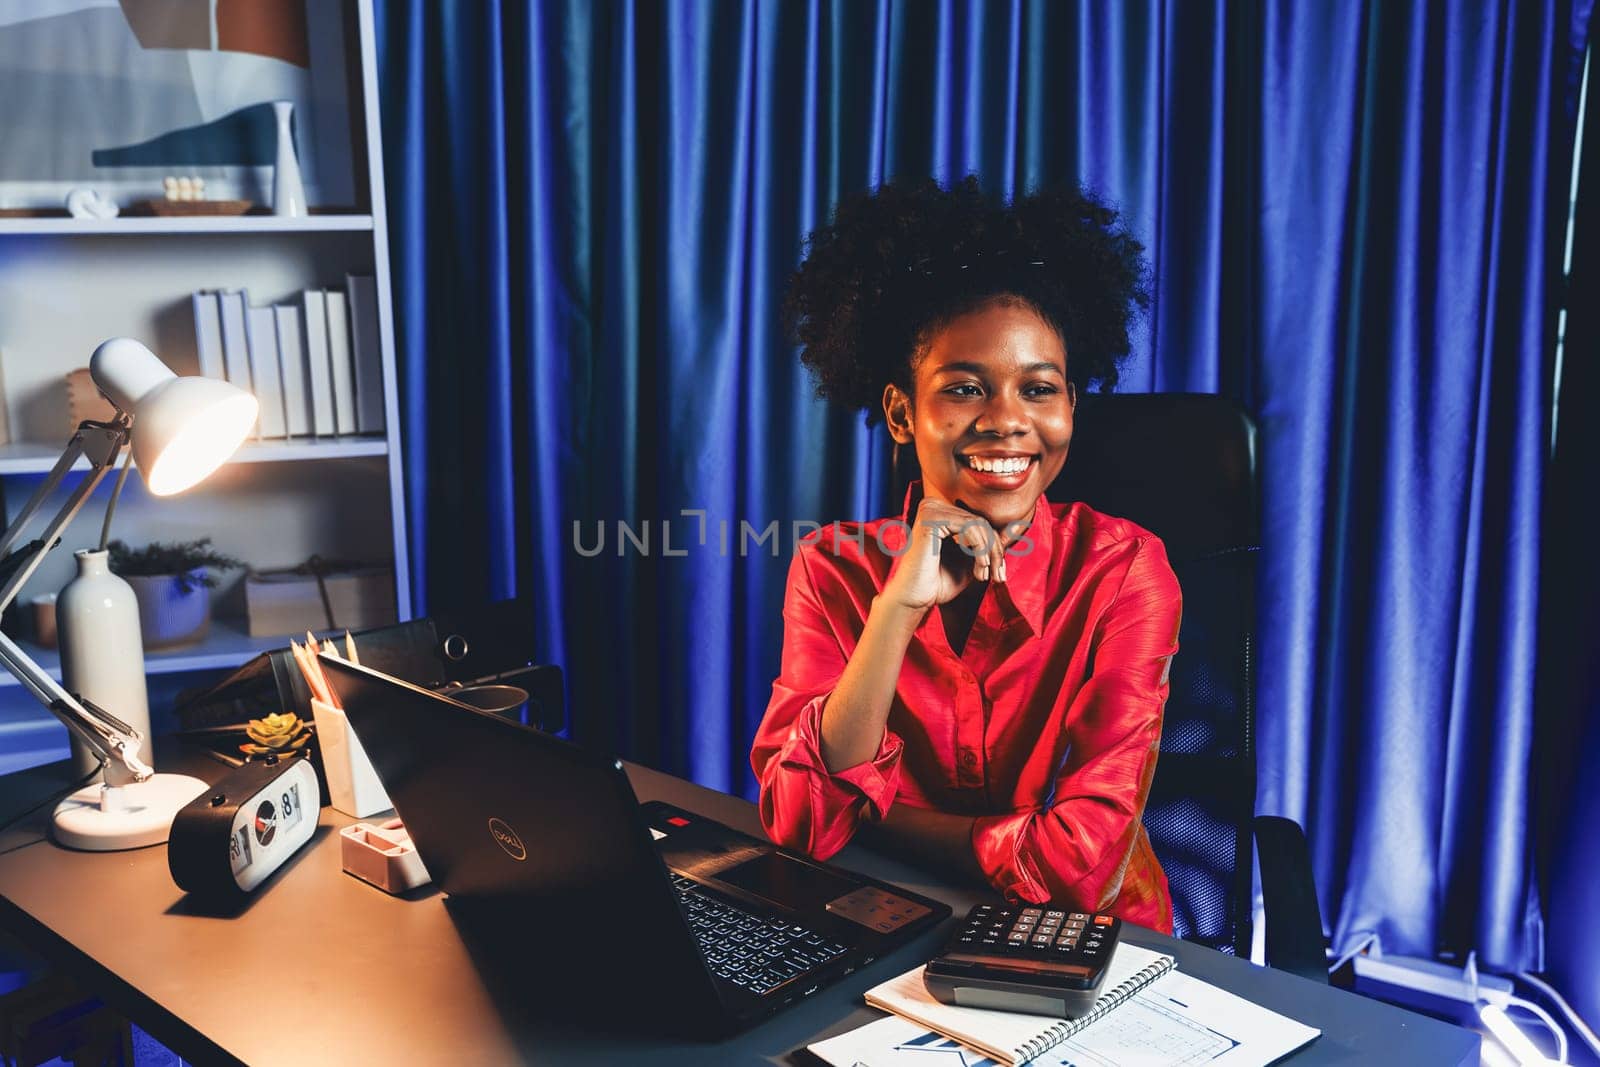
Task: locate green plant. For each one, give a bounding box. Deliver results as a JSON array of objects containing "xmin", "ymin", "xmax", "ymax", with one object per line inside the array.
[
  {"xmin": 239, "ymin": 711, "xmax": 311, "ymax": 758},
  {"xmin": 107, "ymin": 538, "xmax": 242, "ymax": 594}
]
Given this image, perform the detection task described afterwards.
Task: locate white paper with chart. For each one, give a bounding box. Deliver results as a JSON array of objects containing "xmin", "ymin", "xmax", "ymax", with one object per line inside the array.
[{"xmin": 821, "ymin": 942, "xmax": 1319, "ymax": 1067}]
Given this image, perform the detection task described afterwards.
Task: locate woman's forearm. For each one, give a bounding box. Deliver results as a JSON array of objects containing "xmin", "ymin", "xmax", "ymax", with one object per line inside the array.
[
  {"xmin": 818, "ymin": 595, "xmax": 924, "ymax": 772},
  {"xmin": 867, "ymin": 803, "xmax": 987, "ymax": 885}
]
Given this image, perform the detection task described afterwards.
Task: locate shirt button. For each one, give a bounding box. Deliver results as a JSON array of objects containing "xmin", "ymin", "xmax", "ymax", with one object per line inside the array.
[{"xmin": 961, "ymin": 750, "xmax": 978, "ymax": 768}]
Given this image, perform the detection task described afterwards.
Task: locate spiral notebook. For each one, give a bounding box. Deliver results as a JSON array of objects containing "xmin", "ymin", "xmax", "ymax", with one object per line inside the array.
[
  {"xmin": 860, "ymin": 943, "xmax": 1174, "ymax": 1066},
  {"xmin": 847, "ymin": 942, "xmax": 1318, "ymax": 1067}
]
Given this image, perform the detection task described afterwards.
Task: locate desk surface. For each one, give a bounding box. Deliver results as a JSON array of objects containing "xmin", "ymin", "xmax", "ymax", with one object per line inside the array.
[{"xmin": 0, "ymin": 752, "xmax": 1479, "ymax": 1066}]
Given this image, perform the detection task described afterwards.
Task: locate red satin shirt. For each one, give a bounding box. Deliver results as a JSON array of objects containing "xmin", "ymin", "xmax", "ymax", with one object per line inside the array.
[{"xmin": 751, "ymin": 480, "xmax": 1180, "ymax": 931}]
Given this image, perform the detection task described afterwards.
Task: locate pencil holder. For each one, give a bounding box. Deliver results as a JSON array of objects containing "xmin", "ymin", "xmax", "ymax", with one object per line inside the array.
[{"xmin": 309, "ymin": 697, "xmax": 391, "ymax": 817}]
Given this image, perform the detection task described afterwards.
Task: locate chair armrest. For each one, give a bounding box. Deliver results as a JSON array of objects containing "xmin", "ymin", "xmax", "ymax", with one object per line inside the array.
[{"xmin": 1254, "ymin": 815, "xmax": 1328, "ymax": 983}]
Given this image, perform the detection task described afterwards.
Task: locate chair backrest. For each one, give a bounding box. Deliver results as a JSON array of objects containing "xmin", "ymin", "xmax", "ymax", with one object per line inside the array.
[{"xmin": 1048, "ymin": 394, "xmax": 1258, "ymax": 956}]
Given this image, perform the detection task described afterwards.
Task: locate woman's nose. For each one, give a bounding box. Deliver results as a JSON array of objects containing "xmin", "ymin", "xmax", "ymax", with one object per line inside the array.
[{"xmin": 974, "ymin": 392, "xmax": 1029, "ymax": 436}]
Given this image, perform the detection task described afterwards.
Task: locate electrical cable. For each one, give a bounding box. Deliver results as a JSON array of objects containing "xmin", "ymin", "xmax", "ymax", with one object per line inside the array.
[
  {"xmin": 1327, "ymin": 931, "xmax": 1378, "ymax": 974},
  {"xmin": 97, "ymin": 447, "xmax": 135, "ymax": 553},
  {"xmin": 1505, "ymin": 994, "xmax": 1569, "ymax": 1063},
  {"xmin": 1518, "ymin": 971, "xmax": 1600, "ymax": 1062},
  {"xmin": 0, "ymin": 762, "xmax": 105, "ymax": 843}
]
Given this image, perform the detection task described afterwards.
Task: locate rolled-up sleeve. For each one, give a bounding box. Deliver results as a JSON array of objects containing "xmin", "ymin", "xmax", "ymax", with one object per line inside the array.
[
  {"xmin": 751, "ymin": 548, "xmax": 904, "ymax": 861},
  {"xmin": 971, "ymin": 536, "xmax": 1181, "ymax": 908}
]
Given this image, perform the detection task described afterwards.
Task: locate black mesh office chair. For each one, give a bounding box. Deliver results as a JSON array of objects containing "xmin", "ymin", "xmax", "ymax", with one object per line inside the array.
[
  {"xmin": 1049, "ymin": 391, "xmax": 1324, "ymax": 979},
  {"xmin": 892, "ymin": 393, "xmax": 1326, "ymax": 980}
]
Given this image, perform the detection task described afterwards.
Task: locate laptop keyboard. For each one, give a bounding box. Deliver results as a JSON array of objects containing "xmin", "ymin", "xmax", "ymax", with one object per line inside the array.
[{"xmin": 671, "ymin": 874, "xmax": 849, "ymax": 996}]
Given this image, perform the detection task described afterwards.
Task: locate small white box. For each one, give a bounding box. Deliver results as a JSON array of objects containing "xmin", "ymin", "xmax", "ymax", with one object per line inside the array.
[{"xmin": 244, "ymin": 567, "xmax": 396, "ymax": 637}]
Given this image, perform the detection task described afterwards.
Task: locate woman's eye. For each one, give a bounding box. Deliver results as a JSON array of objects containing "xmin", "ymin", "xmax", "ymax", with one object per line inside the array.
[
  {"xmin": 944, "ymin": 383, "xmax": 983, "ymax": 397},
  {"xmin": 1024, "ymin": 383, "xmax": 1059, "ymax": 397}
]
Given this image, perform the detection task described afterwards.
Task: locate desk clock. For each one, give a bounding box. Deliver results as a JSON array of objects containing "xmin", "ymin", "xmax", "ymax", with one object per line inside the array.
[{"xmin": 168, "ymin": 756, "xmax": 319, "ymax": 897}]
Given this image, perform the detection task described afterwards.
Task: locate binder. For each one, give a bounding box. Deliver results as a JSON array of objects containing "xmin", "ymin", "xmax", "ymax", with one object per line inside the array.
[
  {"xmin": 217, "ymin": 289, "xmax": 253, "ymax": 392},
  {"xmin": 274, "ymin": 304, "xmax": 313, "ymax": 436},
  {"xmin": 344, "ymin": 273, "xmax": 386, "ymax": 434},
  {"xmin": 192, "ymin": 291, "xmax": 225, "ymax": 379},
  {"xmin": 301, "ymin": 289, "xmax": 336, "ymax": 436},
  {"xmin": 324, "ymin": 288, "xmax": 357, "ymax": 435},
  {"xmin": 246, "ymin": 304, "xmax": 287, "ymax": 438}
]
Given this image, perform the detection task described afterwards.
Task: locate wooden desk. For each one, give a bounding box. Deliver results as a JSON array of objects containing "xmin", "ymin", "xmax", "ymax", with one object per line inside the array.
[{"xmin": 0, "ymin": 752, "xmax": 1479, "ymax": 1065}]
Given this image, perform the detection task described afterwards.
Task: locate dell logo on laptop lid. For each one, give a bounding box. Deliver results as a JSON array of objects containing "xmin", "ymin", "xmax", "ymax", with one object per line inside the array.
[{"xmin": 487, "ymin": 817, "xmax": 527, "ymax": 861}]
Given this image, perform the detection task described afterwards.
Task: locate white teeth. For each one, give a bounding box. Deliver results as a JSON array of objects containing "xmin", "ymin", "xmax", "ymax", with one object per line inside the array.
[{"xmin": 965, "ymin": 456, "xmax": 1031, "ymax": 474}]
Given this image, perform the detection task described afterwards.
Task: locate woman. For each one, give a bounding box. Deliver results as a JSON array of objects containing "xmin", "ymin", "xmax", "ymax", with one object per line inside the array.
[{"xmin": 750, "ymin": 177, "xmax": 1181, "ymax": 931}]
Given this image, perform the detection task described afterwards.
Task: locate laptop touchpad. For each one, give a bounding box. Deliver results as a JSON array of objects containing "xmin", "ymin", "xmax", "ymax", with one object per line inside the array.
[
  {"xmin": 712, "ymin": 853, "xmax": 933, "ymax": 934},
  {"xmin": 713, "ymin": 851, "xmax": 861, "ymax": 912}
]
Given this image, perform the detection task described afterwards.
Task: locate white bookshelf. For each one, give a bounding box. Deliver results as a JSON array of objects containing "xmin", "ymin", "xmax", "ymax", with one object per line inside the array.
[
  {"xmin": 0, "ymin": 215, "xmax": 376, "ymax": 237},
  {"xmin": 1, "ymin": 620, "xmax": 332, "ymax": 688},
  {"xmin": 0, "ymin": 0, "xmax": 410, "ymax": 760},
  {"xmin": 0, "ymin": 437, "xmax": 389, "ymax": 475}
]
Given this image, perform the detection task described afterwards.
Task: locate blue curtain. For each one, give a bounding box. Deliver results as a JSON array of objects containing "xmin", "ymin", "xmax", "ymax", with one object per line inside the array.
[
  {"xmin": 1539, "ymin": 0, "xmax": 1598, "ymax": 1028},
  {"xmin": 373, "ymin": 0, "xmax": 1583, "ymax": 972}
]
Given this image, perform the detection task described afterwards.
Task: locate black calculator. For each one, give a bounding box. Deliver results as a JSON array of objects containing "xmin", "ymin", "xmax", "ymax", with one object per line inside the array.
[{"xmin": 923, "ymin": 903, "xmax": 1123, "ymax": 1017}]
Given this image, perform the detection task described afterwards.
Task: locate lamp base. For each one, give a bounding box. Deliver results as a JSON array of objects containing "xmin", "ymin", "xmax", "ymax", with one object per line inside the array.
[{"xmin": 51, "ymin": 773, "xmax": 210, "ymax": 851}]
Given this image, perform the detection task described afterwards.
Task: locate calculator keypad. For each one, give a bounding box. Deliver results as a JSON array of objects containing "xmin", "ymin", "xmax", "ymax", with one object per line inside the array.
[{"xmin": 949, "ymin": 904, "xmax": 1120, "ymax": 968}]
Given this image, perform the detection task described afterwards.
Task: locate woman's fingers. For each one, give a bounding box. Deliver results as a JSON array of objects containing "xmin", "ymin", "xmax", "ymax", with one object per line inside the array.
[
  {"xmin": 956, "ymin": 515, "xmax": 996, "ymax": 582},
  {"xmin": 914, "ymin": 500, "xmax": 1013, "ymax": 591}
]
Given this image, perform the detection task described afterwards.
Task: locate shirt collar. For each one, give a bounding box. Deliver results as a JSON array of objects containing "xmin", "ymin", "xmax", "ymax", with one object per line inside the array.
[{"xmin": 897, "ymin": 479, "xmax": 1053, "ymax": 638}]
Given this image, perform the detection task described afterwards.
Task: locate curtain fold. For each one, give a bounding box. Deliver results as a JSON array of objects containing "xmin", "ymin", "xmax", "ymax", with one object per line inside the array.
[{"xmin": 374, "ymin": 0, "xmax": 1581, "ymax": 971}]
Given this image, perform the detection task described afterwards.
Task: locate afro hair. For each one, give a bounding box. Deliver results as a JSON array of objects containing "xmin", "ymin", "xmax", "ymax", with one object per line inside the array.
[{"xmin": 782, "ymin": 175, "xmax": 1149, "ymax": 425}]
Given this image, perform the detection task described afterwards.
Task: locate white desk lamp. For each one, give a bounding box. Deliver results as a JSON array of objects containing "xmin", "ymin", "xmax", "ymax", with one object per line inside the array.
[{"xmin": 0, "ymin": 338, "xmax": 258, "ymax": 850}]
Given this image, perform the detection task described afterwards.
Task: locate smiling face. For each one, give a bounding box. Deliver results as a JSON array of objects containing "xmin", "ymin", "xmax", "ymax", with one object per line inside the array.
[{"xmin": 882, "ymin": 298, "xmax": 1076, "ymax": 532}]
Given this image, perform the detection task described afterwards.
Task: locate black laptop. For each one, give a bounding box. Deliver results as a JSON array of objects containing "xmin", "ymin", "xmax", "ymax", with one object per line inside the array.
[{"xmin": 318, "ymin": 654, "xmax": 950, "ymax": 1035}]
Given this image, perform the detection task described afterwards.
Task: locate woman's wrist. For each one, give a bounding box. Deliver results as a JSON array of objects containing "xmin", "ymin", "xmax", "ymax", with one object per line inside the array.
[{"xmin": 869, "ymin": 593, "xmax": 926, "ymax": 639}]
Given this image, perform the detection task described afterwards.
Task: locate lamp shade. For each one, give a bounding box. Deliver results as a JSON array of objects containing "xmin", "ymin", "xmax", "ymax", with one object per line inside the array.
[{"xmin": 89, "ymin": 338, "xmax": 258, "ymax": 496}]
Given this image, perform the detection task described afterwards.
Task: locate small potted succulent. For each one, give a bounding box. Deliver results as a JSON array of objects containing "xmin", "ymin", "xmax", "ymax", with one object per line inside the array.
[
  {"xmin": 239, "ymin": 712, "xmax": 312, "ymax": 759},
  {"xmin": 108, "ymin": 538, "xmax": 242, "ymax": 649}
]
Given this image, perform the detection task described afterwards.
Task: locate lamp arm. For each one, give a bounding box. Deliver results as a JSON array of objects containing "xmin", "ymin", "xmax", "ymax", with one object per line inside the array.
[
  {"xmin": 0, "ymin": 422, "xmax": 128, "ymax": 616},
  {"xmin": 0, "ymin": 418, "xmax": 151, "ymax": 786},
  {"xmin": 0, "ymin": 435, "xmax": 87, "ymax": 567},
  {"xmin": 0, "ymin": 630, "xmax": 152, "ymax": 785}
]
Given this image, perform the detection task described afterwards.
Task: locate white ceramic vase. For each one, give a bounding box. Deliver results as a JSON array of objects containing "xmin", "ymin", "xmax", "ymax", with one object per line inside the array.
[
  {"xmin": 56, "ymin": 549, "xmax": 153, "ymax": 777},
  {"xmin": 272, "ymin": 100, "xmax": 307, "ymax": 218}
]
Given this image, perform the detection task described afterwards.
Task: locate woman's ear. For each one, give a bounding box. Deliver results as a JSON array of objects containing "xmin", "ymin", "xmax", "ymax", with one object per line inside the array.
[
  {"xmin": 1066, "ymin": 381, "xmax": 1078, "ymax": 410},
  {"xmin": 882, "ymin": 383, "xmax": 915, "ymax": 445}
]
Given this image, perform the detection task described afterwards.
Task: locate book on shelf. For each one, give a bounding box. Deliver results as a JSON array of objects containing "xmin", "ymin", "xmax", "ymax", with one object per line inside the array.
[
  {"xmin": 216, "ymin": 289, "xmax": 254, "ymax": 394},
  {"xmin": 822, "ymin": 942, "xmax": 1319, "ymax": 1067},
  {"xmin": 274, "ymin": 304, "xmax": 313, "ymax": 437},
  {"xmin": 191, "ymin": 291, "xmax": 225, "ymax": 379},
  {"xmin": 300, "ymin": 289, "xmax": 337, "ymax": 436},
  {"xmin": 323, "ymin": 288, "xmax": 357, "ymax": 435},
  {"xmin": 345, "ymin": 273, "xmax": 386, "ymax": 434},
  {"xmin": 245, "ymin": 304, "xmax": 287, "ymax": 438}
]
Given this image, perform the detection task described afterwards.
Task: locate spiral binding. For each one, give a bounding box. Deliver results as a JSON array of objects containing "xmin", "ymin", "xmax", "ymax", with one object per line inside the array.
[{"xmin": 1013, "ymin": 955, "xmax": 1179, "ymax": 1063}]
